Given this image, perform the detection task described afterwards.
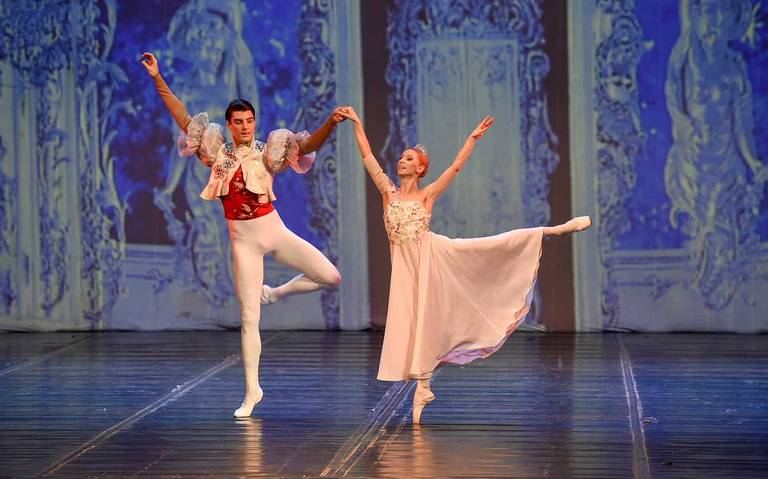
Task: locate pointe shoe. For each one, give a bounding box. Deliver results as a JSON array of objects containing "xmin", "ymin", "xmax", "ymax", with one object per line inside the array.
[
  {"xmin": 412, "ymin": 389, "xmax": 435, "ymax": 425},
  {"xmin": 562, "ymin": 216, "xmax": 592, "ymax": 234},
  {"xmin": 570, "ymin": 216, "xmax": 592, "ymax": 232},
  {"xmin": 260, "ymin": 285, "xmax": 278, "ymax": 306},
  {"xmin": 233, "ymin": 387, "xmax": 264, "ymax": 417}
]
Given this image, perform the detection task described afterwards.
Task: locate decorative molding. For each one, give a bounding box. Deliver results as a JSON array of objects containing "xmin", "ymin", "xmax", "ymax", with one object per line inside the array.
[
  {"xmin": 0, "ymin": 0, "xmax": 127, "ymax": 324},
  {"xmin": 593, "ymin": 0, "xmax": 649, "ymax": 327},
  {"xmin": 297, "ymin": 0, "xmax": 341, "ymax": 328},
  {"xmin": 385, "ymin": 1, "xmax": 558, "ymax": 229}
]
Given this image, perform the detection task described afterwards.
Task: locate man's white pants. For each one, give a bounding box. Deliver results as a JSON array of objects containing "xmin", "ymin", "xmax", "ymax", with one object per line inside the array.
[{"xmin": 228, "ymin": 209, "xmax": 340, "ymax": 401}]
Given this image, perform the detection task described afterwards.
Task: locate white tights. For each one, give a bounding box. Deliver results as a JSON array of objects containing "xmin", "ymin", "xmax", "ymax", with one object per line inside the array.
[{"xmin": 228, "ymin": 210, "xmax": 340, "ymax": 416}]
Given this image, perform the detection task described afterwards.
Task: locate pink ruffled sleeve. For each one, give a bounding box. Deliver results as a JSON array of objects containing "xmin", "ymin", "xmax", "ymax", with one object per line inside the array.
[
  {"xmin": 263, "ymin": 129, "xmax": 316, "ymax": 174},
  {"xmin": 177, "ymin": 112, "xmax": 224, "ymax": 167}
]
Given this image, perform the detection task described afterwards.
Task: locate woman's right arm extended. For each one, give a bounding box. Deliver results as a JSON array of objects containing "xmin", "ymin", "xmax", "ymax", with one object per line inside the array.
[{"xmin": 338, "ymin": 107, "xmax": 395, "ymax": 195}]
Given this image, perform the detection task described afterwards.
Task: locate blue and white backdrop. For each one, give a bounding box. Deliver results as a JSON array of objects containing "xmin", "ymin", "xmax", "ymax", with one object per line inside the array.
[
  {"xmin": 0, "ymin": 0, "xmax": 367, "ymax": 330},
  {"xmin": 0, "ymin": 0, "xmax": 766, "ymax": 332},
  {"xmin": 570, "ymin": 0, "xmax": 768, "ymax": 331}
]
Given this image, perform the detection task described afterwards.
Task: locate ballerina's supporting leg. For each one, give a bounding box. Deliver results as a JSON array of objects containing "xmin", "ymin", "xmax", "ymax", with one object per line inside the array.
[{"xmin": 413, "ymin": 378, "xmax": 436, "ymax": 425}]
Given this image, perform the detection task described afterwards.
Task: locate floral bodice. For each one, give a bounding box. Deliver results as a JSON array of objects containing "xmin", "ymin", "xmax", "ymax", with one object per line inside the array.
[{"xmin": 384, "ymin": 200, "xmax": 431, "ymax": 245}]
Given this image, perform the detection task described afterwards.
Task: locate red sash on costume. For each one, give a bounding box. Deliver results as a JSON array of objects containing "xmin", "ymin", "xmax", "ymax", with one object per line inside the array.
[{"xmin": 220, "ymin": 166, "xmax": 275, "ymax": 220}]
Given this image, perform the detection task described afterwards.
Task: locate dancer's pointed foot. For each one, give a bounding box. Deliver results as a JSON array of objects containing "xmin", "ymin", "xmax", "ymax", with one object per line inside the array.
[
  {"xmin": 567, "ymin": 216, "xmax": 592, "ymax": 233},
  {"xmin": 547, "ymin": 216, "xmax": 592, "ymax": 236},
  {"xmin": 260, "ymin": 285, "xmax": 278, "ymax": 306},
  {"xmin": 233, "ymin": 387, "xmax": 264, "ymax": 417},
  {"xmin": 412, "ymin": 386, "xmax": 436, "ymax": 425}
]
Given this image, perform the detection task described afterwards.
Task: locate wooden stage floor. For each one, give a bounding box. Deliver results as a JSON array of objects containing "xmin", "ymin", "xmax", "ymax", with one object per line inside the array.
[{"xmin": 0, "ymin": 331, "xmax": 766, "ymax": 478}]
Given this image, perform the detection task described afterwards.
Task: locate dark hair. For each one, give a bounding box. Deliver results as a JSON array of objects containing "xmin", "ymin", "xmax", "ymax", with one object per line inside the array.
[{"xmin": 225, "ymin": 99, "xmax": 256, "ymax": 122}]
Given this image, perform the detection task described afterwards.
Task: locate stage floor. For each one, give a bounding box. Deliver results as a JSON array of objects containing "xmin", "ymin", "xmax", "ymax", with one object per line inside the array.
[{"xmin": 0, "ymin": 331, "xmax": 766, "ymax": 478}]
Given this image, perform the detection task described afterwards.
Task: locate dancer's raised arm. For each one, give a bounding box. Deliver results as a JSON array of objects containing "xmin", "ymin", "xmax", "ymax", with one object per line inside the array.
[
  {"xmin": 339, "ymin": 107, "xmax": 396, "ymax": 196},
  {"xmin": 297, "ymin": 107, "xmax": 347, "ymax": 156},
  {"xmin": 141, "ymin": 52, "xmax": 192, "ymax": 134},
  {"xmin": 425, "ymin": 115, "xmax": 494, "ymax": 204}
]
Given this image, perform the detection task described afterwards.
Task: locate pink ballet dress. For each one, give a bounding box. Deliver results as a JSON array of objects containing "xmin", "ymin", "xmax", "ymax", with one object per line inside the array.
[{"xmin": 376, "ymin": 196, "xmax": 543, "ymax": 381}]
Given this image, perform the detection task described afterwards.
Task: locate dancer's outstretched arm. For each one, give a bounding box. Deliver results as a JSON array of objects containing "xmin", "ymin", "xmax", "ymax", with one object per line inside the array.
[
  {"xmin": 425, "ymin": 115, "xmax": 494, "ymax": 204},
  {"xmin": 141, "ymin": 52, "xmax": 192, "ymax": 134},
  {"xmin": 338, "ymin": 107, "xmax": 395, "ymax": 195},
  {"xmin": 297, "ymin": 107, "xmax": 347, "ymax": 156}
]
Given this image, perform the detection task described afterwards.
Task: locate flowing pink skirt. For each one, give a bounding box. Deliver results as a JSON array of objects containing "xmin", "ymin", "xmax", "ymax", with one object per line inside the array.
[{"xmin": 377, "ymin": 227, "xmax": 543, "ymax": 381}]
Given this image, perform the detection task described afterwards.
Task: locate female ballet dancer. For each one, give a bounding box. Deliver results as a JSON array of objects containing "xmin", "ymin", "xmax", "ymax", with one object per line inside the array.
[
  {"xmin": 142, "ymin": 52, "xmax": 343, "ymax": 417},
  {"xmin": 339, "ymin": 107, "xmax": 591, "ymax": 424}
]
